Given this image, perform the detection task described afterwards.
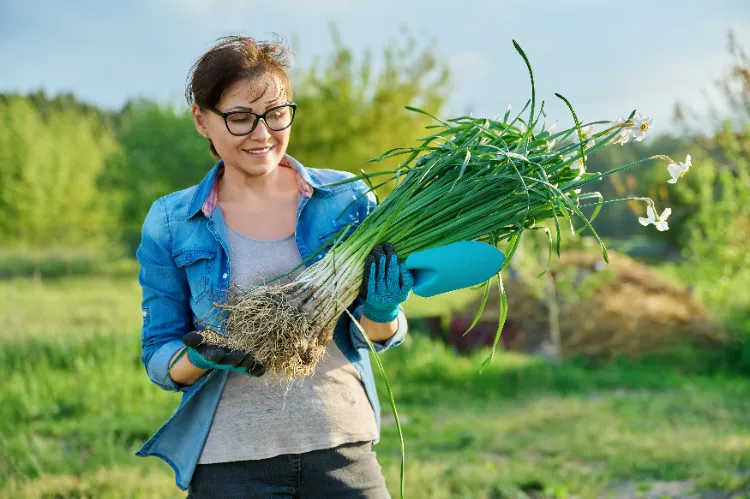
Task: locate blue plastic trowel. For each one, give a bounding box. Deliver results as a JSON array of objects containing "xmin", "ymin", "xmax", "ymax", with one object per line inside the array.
[{"xmin": 404, "ymin": 241, "xmax": 506, "ymax": 298}]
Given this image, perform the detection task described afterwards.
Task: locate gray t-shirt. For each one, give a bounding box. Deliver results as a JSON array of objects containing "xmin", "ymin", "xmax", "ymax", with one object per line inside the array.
[{"xmin": 198, "ymin": 224, "xmax": 378, "ymax": 463}]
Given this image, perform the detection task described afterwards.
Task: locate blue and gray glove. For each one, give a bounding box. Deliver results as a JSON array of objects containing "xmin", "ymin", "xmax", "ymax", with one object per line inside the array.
[
  {"xmin": 360, "ymin": 242, "xmax": 415, "ymax": 323},
  {"xmin": 181, "ymin": 331, "xmax": 266, "ymax": 377}
]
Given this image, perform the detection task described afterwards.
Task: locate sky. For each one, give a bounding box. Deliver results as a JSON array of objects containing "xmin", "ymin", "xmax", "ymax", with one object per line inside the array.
[{"xmin": 1, "ymin": 0, "xmax": 749, "ymax": 134}]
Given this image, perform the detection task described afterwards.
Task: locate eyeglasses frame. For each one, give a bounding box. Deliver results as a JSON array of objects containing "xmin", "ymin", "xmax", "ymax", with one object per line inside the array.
[{"xmin": 207, "ymin": 103, "xmax": 297, "ymax": 136}]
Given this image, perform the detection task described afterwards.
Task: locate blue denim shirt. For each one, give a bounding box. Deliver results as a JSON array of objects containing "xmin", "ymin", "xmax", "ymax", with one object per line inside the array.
[{"xmin": 134, "ymin": 155, "xmax": 408, "ymax": 491}]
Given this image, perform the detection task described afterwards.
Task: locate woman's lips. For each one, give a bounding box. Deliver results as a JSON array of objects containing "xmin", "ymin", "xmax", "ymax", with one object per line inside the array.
[{"xmin": 242, "ymin": 145, "xmax": 274, "ymax": 157}]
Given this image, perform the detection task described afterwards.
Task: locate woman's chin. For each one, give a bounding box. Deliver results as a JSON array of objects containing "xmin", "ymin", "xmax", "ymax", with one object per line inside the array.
[{"xmin": 235, "ymin": 155, "xmax": 282, "ymax": 176}]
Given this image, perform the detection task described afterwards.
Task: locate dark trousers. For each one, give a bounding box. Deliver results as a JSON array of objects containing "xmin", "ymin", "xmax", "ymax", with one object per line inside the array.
[{"xmin": 187, "ymin": 441, "xmax": 391, "ymax": 499}]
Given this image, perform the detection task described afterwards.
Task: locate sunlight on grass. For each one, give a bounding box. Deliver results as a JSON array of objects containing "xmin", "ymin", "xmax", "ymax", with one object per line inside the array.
[
  {"xmin": 402, "ymin": 286, "xmax": 481, "ymax": 318},
  {"xmin": 0, "ymin": 466, "xmax": 181, "ymax": 499},
  {"xmin": 0, "ymin": 277, "xmax": 142, "ymax": 340},
  {"xmin": 2, "ymin": 275, "xmax": 749, "ymax": 498}
]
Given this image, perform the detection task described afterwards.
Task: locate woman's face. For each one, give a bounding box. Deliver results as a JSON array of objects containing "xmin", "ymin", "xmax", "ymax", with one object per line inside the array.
[{"xmin": 193, "ymin": 74, "xmax": 293, "ymax": 177}]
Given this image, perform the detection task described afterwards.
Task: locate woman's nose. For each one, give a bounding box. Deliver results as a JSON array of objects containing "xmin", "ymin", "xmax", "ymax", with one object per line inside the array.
[{"xmin": 249, "ymin": 119, "xmax": 272, "ymax": 141}]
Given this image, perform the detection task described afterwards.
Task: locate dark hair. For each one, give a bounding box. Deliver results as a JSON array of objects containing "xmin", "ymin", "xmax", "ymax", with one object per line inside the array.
[{"xmin": 186, "ymin": 35, "xmax": 294, "ymax": 156}]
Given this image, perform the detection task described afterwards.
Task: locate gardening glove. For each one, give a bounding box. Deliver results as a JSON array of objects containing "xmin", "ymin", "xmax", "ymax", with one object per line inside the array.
[
  {"xmin": 182, "ymin": 331, "xmax": 266, "ymax": 377},
  {"xmin": 360, "ymin": 242, "xmax": 415, "ymax": 323}
]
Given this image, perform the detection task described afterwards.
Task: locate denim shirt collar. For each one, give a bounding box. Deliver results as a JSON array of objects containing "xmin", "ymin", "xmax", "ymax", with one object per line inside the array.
[{"xmin": 186, "ymin": 154, "xmax": 331, "ymax": 220}]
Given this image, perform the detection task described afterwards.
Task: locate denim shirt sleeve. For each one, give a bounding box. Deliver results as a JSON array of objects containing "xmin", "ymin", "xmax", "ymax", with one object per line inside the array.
[
  {"xmin": 346, "ymin": 181, "xmax": 409, "ymax": 353},
  {"xmin": 136, "ymin": 198, "xmax": 192, "ymax": 392}
]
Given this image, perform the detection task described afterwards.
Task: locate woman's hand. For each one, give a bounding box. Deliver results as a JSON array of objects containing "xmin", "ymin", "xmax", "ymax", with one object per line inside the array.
[
  {"xmin": 360, "ymin": 242, "xmax": 414, "ymax": 323},
  {"xmin": 182, "ymin": 331, "xmax": 266, "ymax": 377}
]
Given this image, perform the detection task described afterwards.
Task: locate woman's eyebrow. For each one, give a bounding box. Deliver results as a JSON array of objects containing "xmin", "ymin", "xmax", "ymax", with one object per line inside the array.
[{"xmin": 226, "ymin": 100, "xmax": 283, "ymax": 113}]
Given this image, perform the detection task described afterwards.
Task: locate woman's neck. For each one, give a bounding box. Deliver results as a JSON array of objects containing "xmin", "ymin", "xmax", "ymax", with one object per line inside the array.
[{"xmin": 218, "ymin": 162, "xmax": 297, "ymax": 203}]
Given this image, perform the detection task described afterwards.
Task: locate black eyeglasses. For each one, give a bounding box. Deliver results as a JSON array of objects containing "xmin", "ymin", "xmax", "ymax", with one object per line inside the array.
[{"xmin": 207, "ymin": 103, "xmax": 297, "ymax": 136}]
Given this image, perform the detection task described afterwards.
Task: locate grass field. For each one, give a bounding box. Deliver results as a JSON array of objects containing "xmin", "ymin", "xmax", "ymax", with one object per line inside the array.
[{"xmin": 1, "ymin": 269, "xmax": 749, "ymax": 498}]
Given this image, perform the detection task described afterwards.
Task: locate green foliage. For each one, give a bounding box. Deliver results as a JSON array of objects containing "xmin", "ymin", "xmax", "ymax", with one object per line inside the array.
[
  {"xmin": 100, "ymin": 99, "xmax": 215, "ymax": 251},
  {"xmin": 671, "ymin": 123, "xmax": 750, "ymax": 313},
  {"xmin": 0, "ymin": 94, "xmax": 121, "ymax": 249},
  {"xmin": 11, "ymin": 89, "xmax": 118, "ymax": 126},
  {"xmin": 289, "ymin": 27, "xmax": 451, "ymax": 198},
  {"xmin": 660, "ymin": 30, "xmax": 750, "ymax": 316},
  {"xmin": 0, "ymin": 248, "xmax": 138, "ymax": 280}
]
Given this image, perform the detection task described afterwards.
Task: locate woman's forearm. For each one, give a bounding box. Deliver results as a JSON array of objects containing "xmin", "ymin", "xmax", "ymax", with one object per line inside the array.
[
  {"xmin": 169, "ymin": 314, "xmax": 397, "ymax": 385},
  {"xmin": 359, "ymin": 314, "xmax": 399, "ymax": 344},
  {"xmin": 169, "ymin": 348, "xmax": 208, "ymax": 386}
]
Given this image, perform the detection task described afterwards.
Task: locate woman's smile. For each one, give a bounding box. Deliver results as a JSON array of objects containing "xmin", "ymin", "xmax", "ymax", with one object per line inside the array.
[{"xmin": 242, "ymin": 145, "xmax": 274, "ymax": 157}]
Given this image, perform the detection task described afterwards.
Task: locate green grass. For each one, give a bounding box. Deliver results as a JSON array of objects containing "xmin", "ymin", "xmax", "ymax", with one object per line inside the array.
[
  {"xmin": 0, "ymin": 248, "xmax": 139, "ymax": 281},
  {"xmin": 1, "ymin": 273, "xmax": 749, "ymax": 498},
  {"xmin": 374, "ymin": 335, "xmax": 750, "ymax": 497},
  {"xmin": 0, "ymin": 276, "xmax": 142, "ymax": 341},
  {"xmin": 402, "ymin": 286, "xmax": 480, "ymax": 319}
]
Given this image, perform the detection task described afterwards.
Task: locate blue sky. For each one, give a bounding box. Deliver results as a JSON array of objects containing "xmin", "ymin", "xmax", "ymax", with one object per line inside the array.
[{"xmin": 1, "ymin": 0, "xmax": 748, "ymax": 133}]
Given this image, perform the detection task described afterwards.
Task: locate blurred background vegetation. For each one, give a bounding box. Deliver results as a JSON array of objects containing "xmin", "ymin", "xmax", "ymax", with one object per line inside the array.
[{"xmin": 1, "ymin": 25, "xmax": 749, "ymax": 499}]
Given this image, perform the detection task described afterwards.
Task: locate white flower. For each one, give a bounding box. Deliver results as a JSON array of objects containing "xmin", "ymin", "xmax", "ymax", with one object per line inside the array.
[
  {"xmin": 667, "ymin": 154, "xmax": 691, "ymax": 184},
  {"xmin": 543, "ymin": 120, "xmax": 559, "ymax": 150},
  {"xmin": 541, "ymin": 119, "xmax": 558, "ymax": 134},
  {"xmin": 638, "ymin": 205, "xmax": 671, "ymax": 231},
  {"xmin": 631, "ymin": 112, "xmax": 653, "ymax": 142},
  {"xmin": 570, "ymin": 159, "xmax": 585, "ymax": 180},
  {"xmin": 579, "ymin": 125, "xmax": 595, "ymax": 148},
  {"xmin": 612, "ymin": 117, "xmax": 631, "ymax": 145}
]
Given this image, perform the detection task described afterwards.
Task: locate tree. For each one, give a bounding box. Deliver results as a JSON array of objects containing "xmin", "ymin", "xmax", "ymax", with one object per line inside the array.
[
  {"xmin": 669, "ymin": 30, "xmax": 750, "ymax": 314},
  {"xmin": 288, "ymin": 26, "xmax": 451, "ymax": 198},
  {"xmin": 0, "ymin": 94, "xmax": 121, "ymax": 249},
  {"xmin": 100, "ymin": 99, "xmax": 215, "ymax": 251},
  {"xmin": 673, "ymin": 123, "xmax": 750, "ymax": 313}
]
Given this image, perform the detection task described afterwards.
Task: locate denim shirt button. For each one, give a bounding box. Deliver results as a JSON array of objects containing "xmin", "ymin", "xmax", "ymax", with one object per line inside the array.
[{"xmin": 222, "ymin": 273, "xmax": 228, "ymax": 279}]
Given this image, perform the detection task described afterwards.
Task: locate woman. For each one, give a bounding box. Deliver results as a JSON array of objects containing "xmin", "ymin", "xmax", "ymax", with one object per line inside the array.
[{"xmin": 135, "ymin": 35, "xmax": 412, "ymax": 498}]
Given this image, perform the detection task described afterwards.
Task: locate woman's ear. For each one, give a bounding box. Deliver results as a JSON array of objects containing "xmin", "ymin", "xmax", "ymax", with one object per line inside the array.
[{"xmin": 192, "ymin": 104, "xmax": 209, "ymax": 138}]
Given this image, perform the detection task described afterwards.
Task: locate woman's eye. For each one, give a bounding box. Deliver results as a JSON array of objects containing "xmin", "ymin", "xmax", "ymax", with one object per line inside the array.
[{"xmin": 229, "ymin": 114, "xmax": 251, "ymax": 123}]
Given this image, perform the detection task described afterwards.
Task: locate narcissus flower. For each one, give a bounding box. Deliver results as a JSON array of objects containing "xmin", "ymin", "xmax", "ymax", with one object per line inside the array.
[
  {"xmin": 631, "ymin": 112, "xmax": 653, "ymax": 142},
  {"xmin": 667, "ymin": 154, "xmax": 691, "ymax": 184},
  {"xmin": 638, "ymin": 205, "xmax": 671, "ymax": 231}
]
